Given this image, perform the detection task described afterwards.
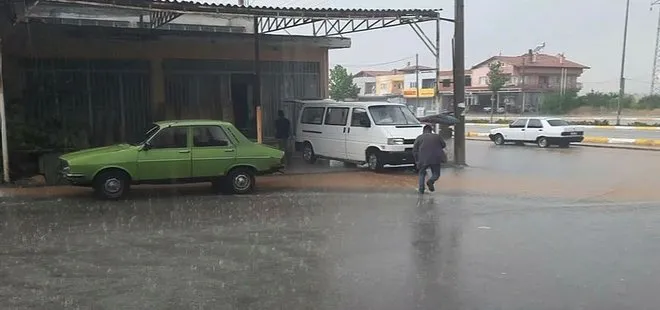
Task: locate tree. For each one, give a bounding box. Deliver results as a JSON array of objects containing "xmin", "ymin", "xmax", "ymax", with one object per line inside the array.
[
  {"xmin": 486, "ymin": 61, "xmax": 508, "ymax": 122},
  {"xmin": 636, "ymin": 95, "xmax": 660, "ymax": 110},
  {"xmin": 329, "ymin": 65, "xmax": 359, "ymax": 101}
]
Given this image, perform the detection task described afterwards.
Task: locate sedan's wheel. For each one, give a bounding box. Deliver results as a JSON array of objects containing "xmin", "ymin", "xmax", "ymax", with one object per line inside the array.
[
  {"xmin": 93, "ymin": 170, "xmax": 130, "ymax": 200},
  {"xmin": 302, "ymin": 143, "xmax": 317, "ymax": 164},
  {"xmin": 367, "ymin": 151, "xmax": 383, "ymax": 171},
  {"xmin": 227, "ymin": 168, "xmax": 256, "ymax": 195},
  {"xmin": 537, "ymin": 137, "xmax": 549, "ymax": 148},
  {"xmin": 493, "ymin": 134, "xmax": 505, "ymax": 145}
]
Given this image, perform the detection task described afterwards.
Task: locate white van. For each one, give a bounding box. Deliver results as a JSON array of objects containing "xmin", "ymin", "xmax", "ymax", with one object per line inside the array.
[{"xmin": 295, "ymin": 99, "xmax": 424, "ymax": 170}]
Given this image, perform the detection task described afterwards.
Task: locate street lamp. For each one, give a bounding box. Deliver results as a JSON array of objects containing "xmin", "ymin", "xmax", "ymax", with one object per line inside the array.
[{"xmin": 617, "ymin": 0, "xmax": 631, "ymax": 126}]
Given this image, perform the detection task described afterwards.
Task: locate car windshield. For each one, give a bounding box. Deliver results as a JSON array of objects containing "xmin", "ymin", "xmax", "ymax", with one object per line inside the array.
[
  {"xmin": 131, "ymin": 124, "xmax": 160, "ymax": 145},
  {"xmin": 547, "ymin": 120, "xmax": 570, "ymax": 126},
  {"xmin": 368, "ymin": 105, "xmax": 421, "ymax": 126}
]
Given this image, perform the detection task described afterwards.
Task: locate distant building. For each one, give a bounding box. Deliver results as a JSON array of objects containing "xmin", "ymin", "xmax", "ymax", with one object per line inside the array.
[{"xmin": 352, "ymin": 52, "xmax": 590, "ymax": 114}]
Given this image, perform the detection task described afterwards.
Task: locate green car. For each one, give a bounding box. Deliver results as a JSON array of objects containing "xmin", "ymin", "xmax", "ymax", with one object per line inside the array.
[{"xmin": 60, "ymin": 120, "xmax": 285, "ymax": 199}]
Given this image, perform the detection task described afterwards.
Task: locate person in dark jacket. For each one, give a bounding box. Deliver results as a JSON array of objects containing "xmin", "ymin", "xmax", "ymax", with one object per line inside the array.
[
  {"xmin": 275, "ymin": 110, "xmax": 291, "ymax": 164},
  {"xmin": 413, "ymin": 124, "xmax": 447, "ymax": 194}
]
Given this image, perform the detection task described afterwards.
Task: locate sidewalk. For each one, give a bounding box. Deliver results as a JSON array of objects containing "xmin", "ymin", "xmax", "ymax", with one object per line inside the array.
[{"xmin": 4, "ymin": 166, "xmax": 660, "ymax": 202}]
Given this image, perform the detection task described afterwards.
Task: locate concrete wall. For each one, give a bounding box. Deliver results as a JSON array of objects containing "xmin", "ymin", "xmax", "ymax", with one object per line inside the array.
[{"xmin": 354, "ymin": 76, "xmax": 376, "ymax": 95}]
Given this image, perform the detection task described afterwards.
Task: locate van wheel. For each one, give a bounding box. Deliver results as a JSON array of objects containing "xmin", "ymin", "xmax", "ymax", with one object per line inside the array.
[
  {"xmin": 93, "ymin": 169, "xmax": 130, "ymax": 200},
  {"xmin": 537, "ymin": 137, "xmax": 549, "ymax": 148},
  {"xmin": 302, "ymin": 142, "xmax": 317, "ymax": 164},
  {"xmin": 367, "ymin": 150, "xmax": 384, "ymax": 171}
]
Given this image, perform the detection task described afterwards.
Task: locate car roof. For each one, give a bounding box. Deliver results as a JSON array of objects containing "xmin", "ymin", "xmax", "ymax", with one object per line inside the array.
[
  {"xmin": 154, "ymin": 119, "xmax": 232, "ymax": 127},
  {"xmin": 301, "ymin": 100, "xmax": 404, "ymax": 108},
  {"xmin": 515, "ymin": 117, "xmax": 563, "ymax": 121}
]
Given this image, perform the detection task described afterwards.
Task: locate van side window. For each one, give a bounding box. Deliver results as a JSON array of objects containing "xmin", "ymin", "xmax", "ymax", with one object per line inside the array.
[
  {"xmin": 301, "ymin": 107, "xmax": 325, "ymax": 125},
  {"xmin": 350, "ymin": 108, "xmax": 370, "ymax": 127},
  {"xmin": 324, "ymin": 107, "xmax": 349, "ymax": 126}
]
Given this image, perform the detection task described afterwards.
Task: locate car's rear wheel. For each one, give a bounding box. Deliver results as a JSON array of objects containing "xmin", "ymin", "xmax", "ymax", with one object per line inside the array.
[
  {"xmin": 93, "ymin": 169, "xmax": 130, "ymax": 200},
  {"xmin": 302, "ymin": 142, "xmax": 317, "ymax": 164},
  {"xmin": 537, "ymin": 137, "xmax": 549, "ymax": 148},
  {"xmin": 227, "ymin": 168, "xmax": 256, "ymax": 195},
  {"xmin": 493, "ymin": 134, "xmax": 505, "ymax": 145}
]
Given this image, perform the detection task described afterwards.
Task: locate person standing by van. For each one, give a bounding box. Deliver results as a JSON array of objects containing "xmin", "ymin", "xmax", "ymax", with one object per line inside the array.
[
  {"xmin": 275, "ymin": 110, "xmax": 291, "ymax": 164},
  {"xmin": 413, "ymin": 124, "xmax": 446, "ymax": 194}
]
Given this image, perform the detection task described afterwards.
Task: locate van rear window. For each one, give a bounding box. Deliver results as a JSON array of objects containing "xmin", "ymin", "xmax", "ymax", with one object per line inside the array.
[{"xmin": 301, "ymin": 107, "xmax": 325, "ymax": 125}]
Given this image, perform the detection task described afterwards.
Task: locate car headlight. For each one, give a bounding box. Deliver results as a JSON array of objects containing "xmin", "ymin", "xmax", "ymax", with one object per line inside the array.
[{"xmin": 387, "ymin": 138, "xmax": 405, "ymax": 145}]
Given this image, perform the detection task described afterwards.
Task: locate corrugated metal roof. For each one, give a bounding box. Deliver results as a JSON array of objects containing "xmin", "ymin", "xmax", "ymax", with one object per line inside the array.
[{"xmin": 44, "ymin": 0, "xmax": 441, "ymax": 18}]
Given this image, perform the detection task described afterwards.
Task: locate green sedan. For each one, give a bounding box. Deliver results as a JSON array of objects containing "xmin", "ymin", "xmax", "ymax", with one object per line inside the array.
[{"xmin": 60, "ymin": 120, "xmax": 285, "ymax": 200}]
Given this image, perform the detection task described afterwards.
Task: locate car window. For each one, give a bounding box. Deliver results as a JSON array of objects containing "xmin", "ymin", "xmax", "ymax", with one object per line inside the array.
[
  {"xmin": 350, "ymin": 108, "xmax": 370, "ymax": 127},
  {"xmin": 510, "ymin": 119, "xmax": 528, "ymax": 128},
  {"xmin": 324, "ymin": 107, "xmax": 349, "ymax": 126},
  {"xmin": 527, "ymin": 119, "xmax": 543, "ymax": 128},
  {"xmin": 193, "ymin": 126, "xmax": 230, "ymax": 147},
  {"xmin": 301, "ymin": 107, "xmax": 325, "ymax": 125},
  {"xmin": 547, "ymin": 119, "xmax": 570, "ymax": 126},
  {"xmin": 149, "ymin": 127, "xmax": 188, "ymax": 149}
]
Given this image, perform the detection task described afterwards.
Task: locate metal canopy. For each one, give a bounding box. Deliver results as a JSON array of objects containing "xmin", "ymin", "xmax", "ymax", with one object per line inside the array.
[{"xmin": 13, "ymin": 0, "xmax": 447, "ymax": 34}]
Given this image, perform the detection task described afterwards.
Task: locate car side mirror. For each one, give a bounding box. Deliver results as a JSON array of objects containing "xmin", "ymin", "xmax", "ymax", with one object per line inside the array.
[
  {"xmin": 141, "ymin": 142, "xmax": 152, "ymax": 151},
  {"xmin": 218, "ymin": 140, "xmax": 229, "ymax": 147},
  {"xmin": 509, "ymin": 124, "xmax": 513, "ymax": 128}
]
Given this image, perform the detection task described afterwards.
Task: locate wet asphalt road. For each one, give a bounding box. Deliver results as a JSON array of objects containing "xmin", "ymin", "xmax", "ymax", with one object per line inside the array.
[
  {"xmin": 466, "ymin": 124, "xmax": 660, "ymax": 140},
  {"xmin": 2, "ymin": 142, "xmax": 660, "ymax": 309},
  {"xmin": 2, "ymin": 192, "xmax": 660, "ymax": 310}
]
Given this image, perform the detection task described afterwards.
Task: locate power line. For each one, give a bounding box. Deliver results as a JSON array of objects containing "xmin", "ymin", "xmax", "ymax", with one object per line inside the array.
[{"xmin": 331, "ymin": 56, "xmax": 416, "ymax": 68}]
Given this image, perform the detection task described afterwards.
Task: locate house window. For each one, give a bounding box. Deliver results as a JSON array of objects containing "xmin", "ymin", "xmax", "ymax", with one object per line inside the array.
[
  {"xmin": 421, "ymin": 78, "xmax": 436, "ymax": 88},
  {"xmin": 479, "ymin": 77, "xmax": 487, "ymax": 85},
  {"xmin": 364, "ymin": 82, "xmax": 376, "ymax": 94},
  {"xmin": 380, "ymin": 83, "xmax": 388, "ymax": 92},
  {"xmin": 409, "ymin": 82, "xmax": 418, "ymax": 88}
]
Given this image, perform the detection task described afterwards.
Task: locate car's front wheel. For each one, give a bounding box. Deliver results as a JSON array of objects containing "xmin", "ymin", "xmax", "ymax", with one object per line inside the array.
[
  {"xmin": 227, "ymin": 168, "xmax": 256, "ymax": 194},
  {"xmin": 493, "ymin": 134, "xmax": 505, "ymax": 145},
  {"xmin": 93, "ymin": 169, "xmax": 130, "ymax": 200},
  {"xmin": 366, "ymin": 150, "xmax": 384, "ymax": 171}
]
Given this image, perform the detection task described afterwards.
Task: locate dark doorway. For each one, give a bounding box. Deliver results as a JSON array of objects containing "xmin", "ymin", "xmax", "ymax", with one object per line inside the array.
[{"xmin": 231, "ymin": 74, "xmax": 254, "ymax": 136}]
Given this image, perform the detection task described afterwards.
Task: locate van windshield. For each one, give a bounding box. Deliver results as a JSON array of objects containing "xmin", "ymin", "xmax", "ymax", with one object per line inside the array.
[{"xmin": 368, "ymin": 105, "xmax": 421, "ymax": 126}]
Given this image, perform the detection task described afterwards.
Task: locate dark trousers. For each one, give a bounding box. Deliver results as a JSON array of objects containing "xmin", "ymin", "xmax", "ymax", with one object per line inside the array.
[
  {"xmin": 418, "ymin": 164, "xmax": 441, "ymax": 192},
  {"xmin": 278, "ymin": 138, "xmax": 291, "ymax": 165}
]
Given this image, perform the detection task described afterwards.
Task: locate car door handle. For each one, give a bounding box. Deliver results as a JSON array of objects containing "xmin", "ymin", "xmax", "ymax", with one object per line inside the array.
[
  {"xmin": 343, "ymin": 127, "xmax": 346, "ymax": 133},
  {"xmin": 225, "ymin": 149, "xmax": 235, "ymax": 152},
  {"xmin": 521, "ymin": 129, "xmax": 525, "ymax": 131},
  {"xmin": 179, "ymin": 150, "xmax": 190, "ymax": 153}
]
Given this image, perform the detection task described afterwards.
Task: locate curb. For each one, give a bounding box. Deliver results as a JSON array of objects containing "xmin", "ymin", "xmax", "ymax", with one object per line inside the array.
[
  {"xmin": 465, "ymin": 123, "xmax": 660, "ymax": 130},
  {"xmin": 465, "ymin": 132, "xmax": 660, "ymax": 147},
  {"xmin": 465, "ymin": 137, "xmax": 660, "ymax": 151}
]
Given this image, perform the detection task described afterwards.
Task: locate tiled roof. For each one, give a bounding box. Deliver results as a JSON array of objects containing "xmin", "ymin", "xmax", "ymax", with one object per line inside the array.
[
  {"xmin": 354, "ymin": 70, "xmax": 397, "ymax": 77},
  {"xmin": 472, "ymin": 53, "xmax": 590, "ymax": 69},
  {"xmin": 44, "ymin": 0, "xmax": 441, "ymax": 18}
]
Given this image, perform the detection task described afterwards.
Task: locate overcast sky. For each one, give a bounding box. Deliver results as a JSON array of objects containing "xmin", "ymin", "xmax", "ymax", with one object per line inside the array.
[{"xmin": 241, "ymin": 0, "xmax": 657, "ymax": 94}]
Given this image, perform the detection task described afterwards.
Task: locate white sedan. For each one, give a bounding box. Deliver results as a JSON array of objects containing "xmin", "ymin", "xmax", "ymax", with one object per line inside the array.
[{"xmin": 488, "ymin": 117, "xmax": 585, "ymax": 148}]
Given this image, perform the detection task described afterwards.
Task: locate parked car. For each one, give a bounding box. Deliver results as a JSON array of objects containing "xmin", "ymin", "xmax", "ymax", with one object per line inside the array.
[
  {"xmin": 60, "ymin": 120, "xmax": 285, "ymax": 200},
  {"xmin": 488, "ymin": 117, "xmax": 584, "ymax": 148},
  {"xmin": 295, "ymin": 100, "xmax": 421, "ymax": 171}
]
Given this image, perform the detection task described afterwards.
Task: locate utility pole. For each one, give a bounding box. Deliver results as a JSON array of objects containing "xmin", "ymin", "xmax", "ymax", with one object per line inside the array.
[
  {"xmin": 453, "ymin": 0, "xmax": 466, "ymax": 166},
  {"xmin": 650, "ymin": 0, "xmax": 660, "ymax": 95},
  {"xmin": 415, "ymin": 53, "xmax": 420, "ymax": 105},
  {"xmin": 434, "ymin": 13, "xmax": 441, "ymax": 135},
  {"xmin": 617, "ymin": 0, "xmax": 631, "ymax": 126}
]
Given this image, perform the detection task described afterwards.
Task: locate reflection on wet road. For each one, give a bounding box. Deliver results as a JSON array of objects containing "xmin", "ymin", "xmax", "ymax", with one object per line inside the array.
[{"xmin": 2, "ymin": 192, "xmax": 660, "ymax": 309}]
